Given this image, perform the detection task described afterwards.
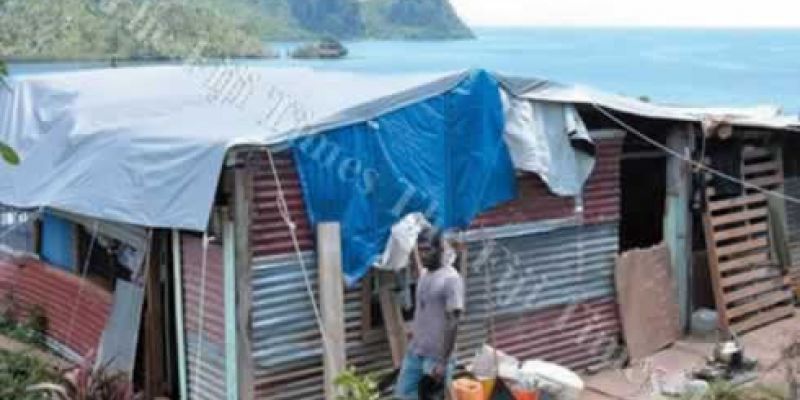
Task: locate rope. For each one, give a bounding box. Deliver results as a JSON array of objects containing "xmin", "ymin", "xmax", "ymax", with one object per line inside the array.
[
  {"xmin": 191, "ymin": 232, "xmax": 210, "ymax": 393},
  {"xmin": 264, "ymin": 147, "xmax": 333, "ymax": 365},
  {"xmin": 591, "ymin": 103, "xmax": 800, "ymax": 206}
]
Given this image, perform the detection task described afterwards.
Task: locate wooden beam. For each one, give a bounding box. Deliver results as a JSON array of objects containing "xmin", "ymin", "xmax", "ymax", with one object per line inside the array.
[
  {"xmin": 145, "ymin": 231, "xmax": 166, "ymax": 399},
  {"xmin": 233, "ymin": 164, "xmax": 254, "ymax": 400},
  {"xmin": 223, "ymin": 217, "xmax": 239, "ymax": 400},
  {"xmin": 318, "ymin": 222, "xmax": 346, "ymax": 400},
  {"xmin": 378, "ymin": 271, "xmax": 408, "ymax": 368},
  {"xmin": 703, "ymin": 212, "xmax": 730, "ymax": 331},
  {"xmin": 664, "ymin": 126, "xmax": 693, "ymax": 331},
  {"xmin": 171, "ymin": 230, "xmax": 188, "ymax": 400}
]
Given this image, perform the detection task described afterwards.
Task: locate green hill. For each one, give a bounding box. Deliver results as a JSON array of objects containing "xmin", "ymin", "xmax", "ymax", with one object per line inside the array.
[
  {"xmin": 0, "ymin": 0, "xmax": 473, "ymax": 60},
  {"xmin": 362, "ymin": 0, "xmax": 474, "ymax": 40}
]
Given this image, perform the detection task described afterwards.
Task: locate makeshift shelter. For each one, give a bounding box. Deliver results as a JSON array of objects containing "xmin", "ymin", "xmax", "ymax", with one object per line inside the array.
[{"xmin": 0, "ymin": 65, "xmax": 798, "ymax": 400}]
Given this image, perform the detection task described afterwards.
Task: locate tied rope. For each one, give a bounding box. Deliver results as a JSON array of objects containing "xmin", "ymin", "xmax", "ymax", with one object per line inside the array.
[
  {"xmin": 265, "ymin": 148, "xmax": 333, "ymax": 366},
  {"xmin": 591, "ymin": 103, "xmax": 800, "ymax": 206}
]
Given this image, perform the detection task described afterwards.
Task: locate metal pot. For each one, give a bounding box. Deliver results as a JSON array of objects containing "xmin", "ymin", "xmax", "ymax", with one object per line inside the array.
[{"xmin": 713, "ymin": 335, "xmax": 744, "ymax": 368}]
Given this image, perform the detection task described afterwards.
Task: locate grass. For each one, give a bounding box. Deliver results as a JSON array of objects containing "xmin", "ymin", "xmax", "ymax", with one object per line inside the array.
[
  {"xmin": 0, "ymin": 303, "xmax": 48, "ymax": 349},
  {"xmin": 0, "ymin": 349, "xmax": 62, "ymax": 400}
]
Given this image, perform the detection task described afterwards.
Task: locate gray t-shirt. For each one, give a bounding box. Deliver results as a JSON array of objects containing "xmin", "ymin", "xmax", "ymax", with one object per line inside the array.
[{"xmin": 410, "ymin": 265, "xmax": 465, "ymax": 359}]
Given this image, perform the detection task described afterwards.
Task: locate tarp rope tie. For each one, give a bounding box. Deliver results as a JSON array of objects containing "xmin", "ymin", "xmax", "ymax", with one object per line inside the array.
[
  {"xmin": 265, "ymin": 148, "xmax": 333, "ymax": 367},
  {"xmin": 592, "ymin": 102, "xmax": 800, "ymax": 206}
]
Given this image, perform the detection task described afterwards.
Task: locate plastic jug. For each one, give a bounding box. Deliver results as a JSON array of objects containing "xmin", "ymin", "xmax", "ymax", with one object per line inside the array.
[
  {"xmin": 512, "ymin": 389, "xmax": 540, "ymax": 400},
  {"xmin": 453, "ymin": 378, "xmax": 484, "ymax": 400}
]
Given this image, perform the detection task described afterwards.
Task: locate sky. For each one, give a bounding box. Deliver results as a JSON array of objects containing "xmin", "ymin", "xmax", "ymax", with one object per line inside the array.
[{"xmin": 450, "ymin": 0, "xmax": 800, "ymax": 27}]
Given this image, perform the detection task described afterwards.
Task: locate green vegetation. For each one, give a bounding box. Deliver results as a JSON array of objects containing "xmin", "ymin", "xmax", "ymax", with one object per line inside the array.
[
  {"xmin": 0, "ymin": 295, "xmax": 48, "ymax": 348},
  {"xmin": 0, "ymin": 350, "xmax": 61, "ymax": 400},
  {"xmin": 0, "ymin": 0, "xmax": 472, "ymax": 61},
  {"xmin": 334, "ymin": 367, "xmax": 380, "ymax": 400},
  {"xmin": 0, "ymin": 0, "xmax": 268, "ymax": 60},
  {"xmin": 362, "ymin": 0, "xmax": 475, "ymax": 40},
  {"xmin": 0, "ymin": 59, "xmax": 19, "ymax": 166}
]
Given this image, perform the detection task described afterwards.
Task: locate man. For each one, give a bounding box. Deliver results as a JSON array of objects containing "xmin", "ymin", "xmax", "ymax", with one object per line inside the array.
[{"xmin": 394, "ymin": 233, "xmax": 465, "ymax": 399}]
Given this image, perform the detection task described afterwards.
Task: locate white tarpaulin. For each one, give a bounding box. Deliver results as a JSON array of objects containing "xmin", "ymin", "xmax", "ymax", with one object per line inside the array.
[
  {"xmin": 497, "ymin": 75, "xmax": 800, "ymax": 131},
  {"xmin": 0, "ymin": 66, "xmax": 469, "ymax": 231},
  {"xmin": 502, "ymin": 91, "xmax": 595, "ymax": 197}
]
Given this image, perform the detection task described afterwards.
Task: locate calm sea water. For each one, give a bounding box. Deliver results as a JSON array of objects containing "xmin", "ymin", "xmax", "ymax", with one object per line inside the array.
[{"xmin": 10, "ymin": 28, "xmax": 800, "ymax": 112}]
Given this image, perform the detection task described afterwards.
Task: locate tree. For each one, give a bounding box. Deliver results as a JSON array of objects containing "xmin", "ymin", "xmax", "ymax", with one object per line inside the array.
[{"xmin": 0, "ymin": 59, "xmax": 20, "ymax": 165}]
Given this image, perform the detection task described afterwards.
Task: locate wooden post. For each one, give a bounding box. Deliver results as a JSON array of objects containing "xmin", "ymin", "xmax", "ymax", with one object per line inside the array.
[
  {"xmin": 171, "ymin": 230, "xmax": 188, "ymax": 400},
  {"xmin": 223, "ymin": 217, "xmax": 239, "ymax": 400},
  {"xmin": 318, "ymin": 222, "xmax": 346, "ymax": 400},
  {"xmin": 145, "ymin": 231, "xmax": 166, "ymax": 399},
  {"xmin": 378, "ymin": 271, "xmax": 408, "ymax": 368},
  {"xmin": 664, "ymin": 125, "xmax": 694, "ymax": 331},
  {"xmin": 233, "ymin": 163, "xmax": 255, "ymax": 400}
]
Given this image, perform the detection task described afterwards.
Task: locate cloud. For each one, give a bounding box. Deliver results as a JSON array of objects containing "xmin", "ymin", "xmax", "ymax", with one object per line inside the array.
[{"xmin": 451, "ymin": 0, "xmax": 800, "ymax": 27}]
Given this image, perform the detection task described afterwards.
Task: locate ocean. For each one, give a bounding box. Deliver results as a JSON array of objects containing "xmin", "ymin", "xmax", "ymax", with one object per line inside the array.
[{"xmin": 9, "ymin": 27, "xmax": 800, "ymax": 112}]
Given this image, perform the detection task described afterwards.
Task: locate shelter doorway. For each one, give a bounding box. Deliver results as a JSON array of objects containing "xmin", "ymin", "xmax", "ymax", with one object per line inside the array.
[{"xmin": 618, "ymin": 138, "xmax": 668, "ymax": 251}]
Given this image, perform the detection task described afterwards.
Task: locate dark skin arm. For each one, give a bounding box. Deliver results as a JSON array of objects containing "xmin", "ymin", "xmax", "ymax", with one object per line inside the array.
[{"xmin": 431, "ymin": 309, "xmax": 461, "ymax": 381}]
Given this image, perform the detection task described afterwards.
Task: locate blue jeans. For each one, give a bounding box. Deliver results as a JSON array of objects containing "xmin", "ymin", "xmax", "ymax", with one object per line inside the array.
[{"xmin": 394, "ymin": 349, "xmax": 456, "ymax": 399}]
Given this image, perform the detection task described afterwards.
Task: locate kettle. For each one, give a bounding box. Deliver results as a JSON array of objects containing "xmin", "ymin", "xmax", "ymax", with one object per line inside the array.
[{"xmin": 713, "ymin": 331, "xmax": 743, "ymax": 368}]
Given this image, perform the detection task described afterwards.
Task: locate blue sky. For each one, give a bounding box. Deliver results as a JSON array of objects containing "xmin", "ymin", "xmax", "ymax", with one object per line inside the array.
[{"xmin": 451, "ymin": 0, "xmax": 800, "ymax": 27}]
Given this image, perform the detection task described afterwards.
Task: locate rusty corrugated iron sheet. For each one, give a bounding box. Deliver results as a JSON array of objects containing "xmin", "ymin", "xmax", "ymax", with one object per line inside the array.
[
  {"xmin": 250, "ymin": 152, "xmax": 314, "ymax": 258},
  {"xmin": 583, "ymin": 138, "xmax": 624, "ymax": 224},
  {"xmin": 492, "ymin": 298, "xmax": 621, "ymax": 371},
  {"xmin": 181, "ymin": 235, "xmax": 229, "ymax": 400},
  {"xmin": 0, "ymin": 259, "xmax": 112, "ymax": 357},
  {"xmin": 251, "ymin": 222, "xmax": 621, "ymax": 397},
  {"xmin": 472, "ymin": 172, "xmax": 575, "ymax": 228},
  {"xmin": 246, "ymin": 138, "xmax": 624, "ymax": 396},
  {"xmin": 251, "ymin": 251, "xmax": 394, "ymax": 400},
  {"xmin": 249, "ymin": 139, "xmax": 622, "ymax": 260},
  {"xmin": 456, "ymin": 222, "xmax": 621, "ymax": 370}
]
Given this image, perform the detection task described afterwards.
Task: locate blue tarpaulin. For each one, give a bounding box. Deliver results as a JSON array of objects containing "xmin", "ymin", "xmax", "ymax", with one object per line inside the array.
[{"xmin": 294, "ymin": 70, "xmax": 517, "ymax": 284}]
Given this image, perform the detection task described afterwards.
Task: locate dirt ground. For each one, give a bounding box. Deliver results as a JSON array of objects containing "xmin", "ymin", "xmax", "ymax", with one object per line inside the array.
[{"xmin": 581, "ymin": 313, "xmax": 800, "ymax": 399}]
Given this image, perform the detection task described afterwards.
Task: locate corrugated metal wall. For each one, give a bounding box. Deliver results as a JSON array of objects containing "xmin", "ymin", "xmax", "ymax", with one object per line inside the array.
[
  {"xmin": 251, "ymin": 252, "xmax": 394, "ymax": 400},
  {"xmin": 584, "ymin": 138, "xmax": 624, "ymax": 223},
  {"xmin": 247, "ymin": 137, "xmax": 624, "ymax": 397},
  {"xmin": 251, "ymin": 152, "xmax": 314, "ymax": 258},
  {"xmin": 0, "ymin": 259, "xmax": 112, "ymax": 356},
  {"xmin": 456, "ymin": 223, "xmax": 621, "ymax": 370},
  {"xmin": 181, "ymin": 235, "xmax": 230, "ymax": 400},
  {"xmin": 472, "ymin": 172, "xmax": 575, "ymax": 228}
]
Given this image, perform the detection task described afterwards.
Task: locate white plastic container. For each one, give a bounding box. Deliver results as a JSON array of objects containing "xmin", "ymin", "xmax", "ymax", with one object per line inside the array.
[{"xmin": 519, "ymin": 360, "xmax": 584, "ymax": 400}]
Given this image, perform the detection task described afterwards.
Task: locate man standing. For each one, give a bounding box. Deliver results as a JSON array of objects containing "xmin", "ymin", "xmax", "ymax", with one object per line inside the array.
[{"xmin": 394, "ymin": 233, "xmax": 465, "ymax": 399}]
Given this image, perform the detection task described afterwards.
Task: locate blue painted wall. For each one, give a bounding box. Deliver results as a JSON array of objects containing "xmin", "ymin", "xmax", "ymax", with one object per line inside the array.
[{"xmin": 40, "ymin": 213, "xmax": 75, "ymax": 271}]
